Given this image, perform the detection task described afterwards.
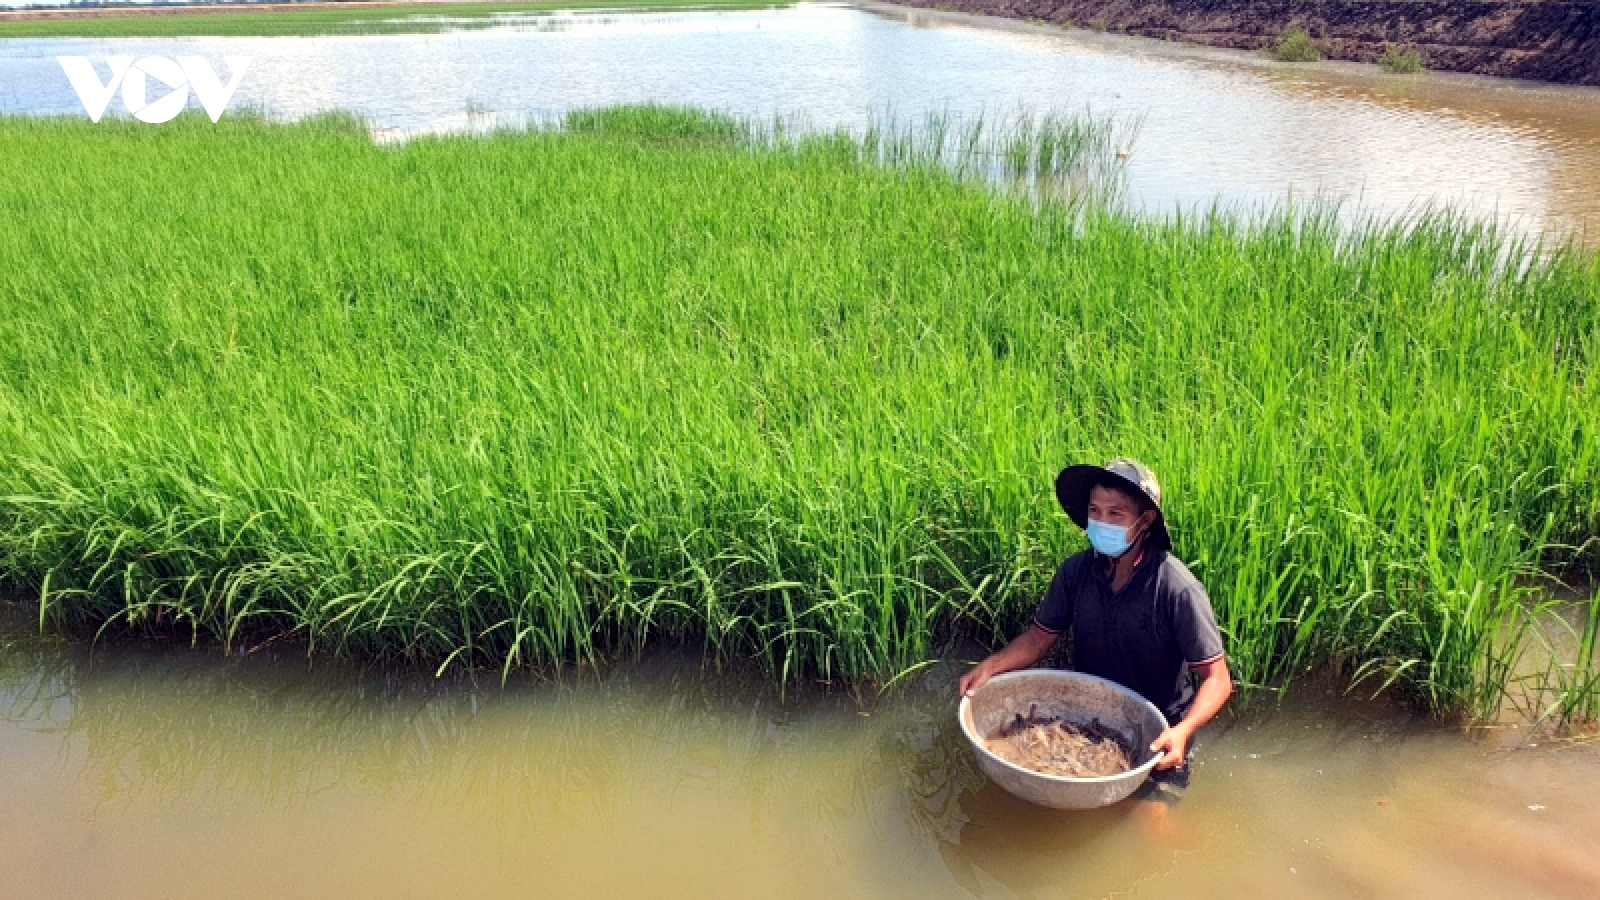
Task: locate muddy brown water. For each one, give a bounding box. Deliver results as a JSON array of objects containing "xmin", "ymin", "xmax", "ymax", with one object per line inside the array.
[{"xmin": 3, "ymin": 614, "xmax": 1598, "ymax": 899}]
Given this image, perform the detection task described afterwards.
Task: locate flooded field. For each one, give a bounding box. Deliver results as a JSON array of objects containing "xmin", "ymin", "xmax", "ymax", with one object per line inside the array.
[
  {"xmin": 3, "ymin": 2, "xmax": 1600, "ymax": 242},
  {"xmin": 3, "ymin": 613, "xmax": 1597, "ymax": 900}
]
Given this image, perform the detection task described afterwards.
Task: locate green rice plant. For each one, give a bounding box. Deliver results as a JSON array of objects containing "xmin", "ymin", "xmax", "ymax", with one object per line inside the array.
[
  {"xmin": 1003, "ymin": 117, "xmax": 1036, "ymax": 176},
  {"xmin": 1563, "ymin": 594, "xmax": 1600, "ymax": 722},
  {"xmin": 0, "ymin": 0, "xmax": 788, "ymax": 39},
  {"xmin": 1271, "ymin": 25, "xmax": 1322, "ymax": 63},
  {"xmin": 564, "ymin": 104, "xmax": 753, "ymax": 145},
  {"xmin": 0, "ymin": 107, "xmax": 1595, "ymax": 719},
  {"xmin": 1378, "ymin": 45, "xmax": 1426, "ymax": 74},
  {"xmin": 1516, "ymin": 590, "xmax": 1600, "ymax": 729}
]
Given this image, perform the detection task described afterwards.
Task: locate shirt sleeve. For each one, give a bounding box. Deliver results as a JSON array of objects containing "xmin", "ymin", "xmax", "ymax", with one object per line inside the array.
[
  {"xmin": 1171, "ymin": 577, "xmax": 1226, "ymax": 666},
  {"xmin": 1031, "ymin": 556, "xmax": 1081, "ymax": 634}
]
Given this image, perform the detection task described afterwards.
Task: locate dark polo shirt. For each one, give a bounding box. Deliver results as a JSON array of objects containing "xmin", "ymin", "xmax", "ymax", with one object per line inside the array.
[{"xmin": 1032, "ymin": 548, "xmax": 1225, "ymax": 723}]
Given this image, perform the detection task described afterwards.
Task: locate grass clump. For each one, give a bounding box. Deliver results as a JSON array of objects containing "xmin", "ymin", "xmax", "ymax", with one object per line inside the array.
[
  {"xmin": 0, "ymin": 0, "xmax": 786, "ymax": 38},
  {"xmin": 565, "ymin": 105, "xmax": 752, "ymax": 145},
  {"xmin": 0, "ymin": 107, "xmax": 1596, "ymax": 721},
  {"xmin": 1522, "ymin": 592, "xmax": 1600, "ymax": 728},
  {"xmin": 1271, "ymin": 25, "xmax": 1322, "ymax": 62},
  {"xmin": 1379, "ymin": 45, "xmax": 1426, "ymax": 74}
]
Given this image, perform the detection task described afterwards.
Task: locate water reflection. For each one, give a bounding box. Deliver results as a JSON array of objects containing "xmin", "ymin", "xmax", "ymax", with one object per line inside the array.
[{"xmin": 2, "ymin": 3, "xmax": 1599, "ymax": 243}]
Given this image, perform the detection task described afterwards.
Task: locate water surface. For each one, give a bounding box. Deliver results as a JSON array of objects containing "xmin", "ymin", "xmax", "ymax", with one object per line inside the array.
[{"xmin": 3, "ymin": 619, "xmax": 1598, "ymax": 899}]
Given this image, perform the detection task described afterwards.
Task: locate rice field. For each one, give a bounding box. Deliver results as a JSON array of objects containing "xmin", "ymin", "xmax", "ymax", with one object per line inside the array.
[
  {"xmin": 0, "ymin": 107, "xmax": 1595, "ymax": 721},
  {"xmin": 0, "ymin": 0, "xmax": 784, "ymax": 39}
]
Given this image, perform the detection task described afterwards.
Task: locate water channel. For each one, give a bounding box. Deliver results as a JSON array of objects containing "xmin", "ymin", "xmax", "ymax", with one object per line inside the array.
[
  {"xmin": 3, "ymin": 2, "xmax": 1600, "ymax": 244},
  {"xmin": 3, "ymin": 608, "xmax": 1598, "ymax": 900}
]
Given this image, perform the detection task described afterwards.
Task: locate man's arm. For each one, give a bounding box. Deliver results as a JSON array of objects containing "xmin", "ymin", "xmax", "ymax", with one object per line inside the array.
[
  {"xmin": 957, "ymin": 625, "xmax": 1057, "ymax": 697},
  {"xmin": 1149, "ymin": 656, "xmax": 1232, "ymax": 769}
]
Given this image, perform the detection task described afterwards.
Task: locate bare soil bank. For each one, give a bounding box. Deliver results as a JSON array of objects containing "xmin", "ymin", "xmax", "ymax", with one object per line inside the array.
[{"xmin": 881, "ymin": 0, "xmax": 1600, "ymax": 85}]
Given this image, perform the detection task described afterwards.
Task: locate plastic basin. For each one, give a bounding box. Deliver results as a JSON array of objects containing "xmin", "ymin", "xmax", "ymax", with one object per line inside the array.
[{"xmin": 958, "ymin": 669, "xmax": 1170, "ymax": 809}]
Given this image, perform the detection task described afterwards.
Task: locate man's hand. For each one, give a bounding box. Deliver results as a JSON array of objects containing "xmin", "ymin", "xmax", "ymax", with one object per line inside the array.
[
  {"xmin": 958, "ymin": 659, "xmax": 998, "ymax": 697},
  {"xmin": 1149, "ymin": 724, "xmax": 1192, "ymax": 770},
  {"xmin": 958, "ymin": 625, "xmax": 1057, "ymax": 698},
  {"xmin": 1146, "ymin": 657, "xmax": 1232, "ymax": 770}
]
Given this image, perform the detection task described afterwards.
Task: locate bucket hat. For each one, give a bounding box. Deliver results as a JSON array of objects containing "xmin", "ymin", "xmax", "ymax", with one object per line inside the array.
[{"xmin": 1055, "ymin": 457, "xmax": 1171, "ymax": 554}]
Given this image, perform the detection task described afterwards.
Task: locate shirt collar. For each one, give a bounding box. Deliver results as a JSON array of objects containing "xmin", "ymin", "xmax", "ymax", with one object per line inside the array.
[{"xmin": 1090, "ymin": 544, "xmax": 1153, "ymax": 580}]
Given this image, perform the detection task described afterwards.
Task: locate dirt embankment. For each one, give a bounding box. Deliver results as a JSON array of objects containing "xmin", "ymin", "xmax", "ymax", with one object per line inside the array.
[{"xmin": 881, "ymin": 0, "xmax": 1600, "ymax": 86}]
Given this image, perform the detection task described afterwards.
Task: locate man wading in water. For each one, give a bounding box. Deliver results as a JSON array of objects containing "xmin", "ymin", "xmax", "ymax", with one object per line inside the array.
[{"xmin": 958, "ymin": 458, "xmax": 1232, "ymax": 795}]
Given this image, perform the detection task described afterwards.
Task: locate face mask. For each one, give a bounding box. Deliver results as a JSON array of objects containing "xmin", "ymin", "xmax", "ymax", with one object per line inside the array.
[{"xmin": 1086, "ymin": 518, "xmax": 1135, "ymax": 557}]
